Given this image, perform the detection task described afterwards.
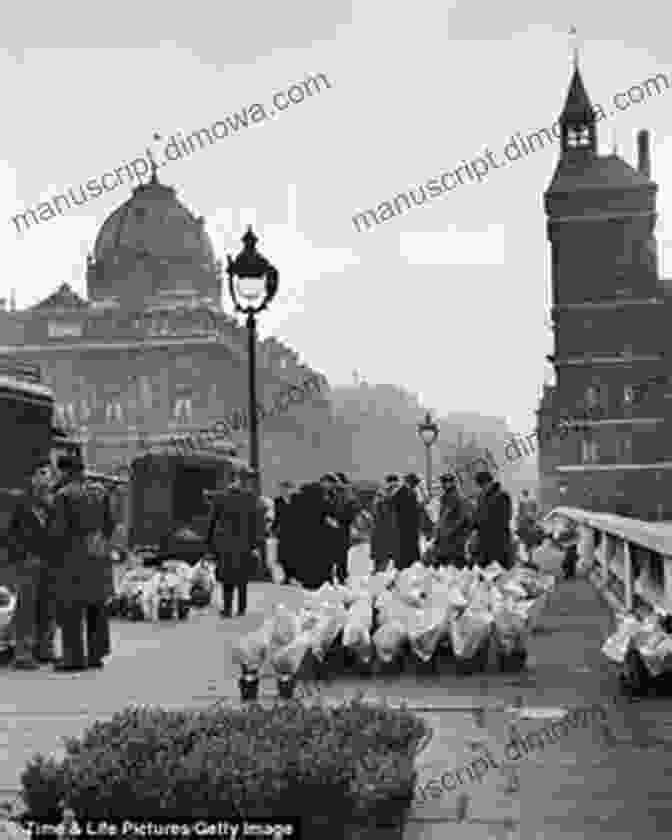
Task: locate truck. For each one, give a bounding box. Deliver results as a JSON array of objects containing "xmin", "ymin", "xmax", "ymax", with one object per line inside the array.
[
  {"xmin": 0, "ymin": 360, "xmax": 55, "ymax": 655},
  {"xmin": 127, "ymin": 443, "xmax": 268, "ymax": 577}
]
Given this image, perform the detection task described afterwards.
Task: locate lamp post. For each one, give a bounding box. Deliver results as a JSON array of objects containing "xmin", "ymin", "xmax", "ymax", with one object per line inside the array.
[
  {"xmin": 417, "ymin": 411, "xmax": 440, "ymax": 498},
  {"xmin": 226, "ymin": 226, "xmax": 279, "ymax": 496}
]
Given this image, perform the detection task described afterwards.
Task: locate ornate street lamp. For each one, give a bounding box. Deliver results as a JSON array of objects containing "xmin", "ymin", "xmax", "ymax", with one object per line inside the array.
[
  {"xmin": 227, "ymin": 226, "xmax": 279, "ymax": 495},
  {"xmin": 417, "ymin": 411, "xmax": 440, "ymax": 498}
]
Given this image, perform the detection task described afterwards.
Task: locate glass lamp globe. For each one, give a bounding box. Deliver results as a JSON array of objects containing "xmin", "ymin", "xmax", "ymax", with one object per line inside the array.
[{"xmin": 235, "ymin": 274, "xmax": 267, "ymax": 308}]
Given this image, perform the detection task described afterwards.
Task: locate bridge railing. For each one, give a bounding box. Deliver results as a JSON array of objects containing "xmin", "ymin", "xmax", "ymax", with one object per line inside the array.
[{"xmin": 544, "ymin": 507, "xmax": 672, "ymax": 617}]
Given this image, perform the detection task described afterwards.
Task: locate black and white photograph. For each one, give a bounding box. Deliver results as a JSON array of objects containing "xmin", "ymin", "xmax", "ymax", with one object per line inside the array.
[{"xmin": 1, "ymin": 2, "xmax": 671, "ymax": 837}]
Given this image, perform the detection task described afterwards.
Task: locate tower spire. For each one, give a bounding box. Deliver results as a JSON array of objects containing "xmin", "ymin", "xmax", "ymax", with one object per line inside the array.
[
  {"xmin": 569, "ymin": 25, "xmax": 579, "ymax": 70},
  {"xmin": 558, "ymin": 32, "xmax": 597, "ymax": 160}
]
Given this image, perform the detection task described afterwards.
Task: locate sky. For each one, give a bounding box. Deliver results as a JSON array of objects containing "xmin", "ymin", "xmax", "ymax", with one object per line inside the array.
[{"xmin": 2, "ymin": 0, "xmax": 672, "ymax": 441}]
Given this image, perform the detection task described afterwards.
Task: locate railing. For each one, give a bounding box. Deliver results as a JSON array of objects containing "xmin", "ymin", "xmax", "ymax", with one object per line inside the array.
[{"xmin": 544, "ymin": 506, "xmax": 672, "ymax": 616}]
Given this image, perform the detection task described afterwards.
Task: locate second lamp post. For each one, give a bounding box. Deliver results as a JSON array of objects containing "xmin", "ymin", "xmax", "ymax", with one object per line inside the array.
[
  {"xmin": 227, "ymin": 226, "xmax": 279, "ymax": 495},
  {"xmin": 417, "ymin": 411, "xmax": 440, "ymax": 498}
]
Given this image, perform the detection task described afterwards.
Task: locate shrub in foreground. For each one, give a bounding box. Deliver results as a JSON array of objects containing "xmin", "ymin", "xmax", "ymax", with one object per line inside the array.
[{"xmin": 20, "ymin": 700, "xmax": 428, "ymax": 828}]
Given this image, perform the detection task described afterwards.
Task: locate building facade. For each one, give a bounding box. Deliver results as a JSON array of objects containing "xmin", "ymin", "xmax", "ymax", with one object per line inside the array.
[
  {"xmin": 537, "ymin": 60, "xmax": 672, "ymax": 520},
  {"xmin": 0, "ymin": 171, "xmax": 342, "ymax": 495}
]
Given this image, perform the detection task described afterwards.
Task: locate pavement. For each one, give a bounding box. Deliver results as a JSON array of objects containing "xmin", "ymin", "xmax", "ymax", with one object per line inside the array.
[{"xmin": 1, "ymin": 541, "xmax": 671, "ymax": 838}]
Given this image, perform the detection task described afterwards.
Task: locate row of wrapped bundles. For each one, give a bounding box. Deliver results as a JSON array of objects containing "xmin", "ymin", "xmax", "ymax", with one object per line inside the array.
[
  {"xmin": 602, "ymin": 611, "xmax": 672, "ymax": 677},
  {"xmin": 232, "ymin": 561, "xmax": 555, "ymax": 673},
  {"xmin": 115, "ymin": 561, "xmax": 216, "ymax": 620}
]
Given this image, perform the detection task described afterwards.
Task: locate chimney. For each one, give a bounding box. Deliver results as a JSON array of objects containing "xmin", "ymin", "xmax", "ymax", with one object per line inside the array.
[{"xmin": 637, "ymin": 130, "xmax": 651, "ymax": 178}]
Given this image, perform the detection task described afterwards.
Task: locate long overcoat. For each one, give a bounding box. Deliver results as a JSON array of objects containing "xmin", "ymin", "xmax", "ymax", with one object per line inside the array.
[
  {"xmin": 273, "ymin": 496, "xmax": 296, "ymax": 578},
  {"xmin": 5, "ymin": 491, "xmax": 52, "ymax": 585},
  {"xmin": 435, "ymin": 493, "xmax": 472, "ymax": 564},
  {"xmin": 472, "ymin": 482, "xmax": 513, "ymax": 568},
  {"xmin": 206, "ymin": 489, "xmax": 265, "ymax": 584},
  {"xmin": 288, "ymin": 484, "xmax": 333, "ymax": 590},
  {"xmin": 49, "ymin": 479, "xmax": 116, "ymax": 608},
  {"xmin": 370, "ymin": 493, "xmax": 401, "ymax": 568},
  {"xmin": 391, "ymin": 485, "xmax": 422, "ymax": 569}
]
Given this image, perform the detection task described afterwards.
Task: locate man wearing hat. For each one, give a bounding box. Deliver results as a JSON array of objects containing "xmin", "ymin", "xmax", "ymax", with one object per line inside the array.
[
  {"xmin": 433, "ymin": 474, "xmax": 472, "ymax": 569},
  {"xmin": 470, "ymin": 470, "xmax": 513, "ymax": 569},
  {"xmin": 331, "ymin": 474, "xmax": 359, "ymax": 584},
  {"xmin": 272, "ymin": 481, "xmax": 297, "ymax": 582},
  {"xmin": 371, "ymin": 474, "xmax": 401, "ymax": 571},
  {"xmin": 49, "ymin": 454, "xmax": 116, "ymax": 671},
  {"xmin": 5, "ymin": 461, "xmax": 54, "ymax": 669},
  {"xmin": 391, "ymin": 473, "xmax": 424, "ymax": 569},
  {"xmin": 206, "ymin": 467, "xmax": 266, "ymax": 617},
  {"xmin": 318, "ymin": 474, "xmax": 343, "ymax": 581}
]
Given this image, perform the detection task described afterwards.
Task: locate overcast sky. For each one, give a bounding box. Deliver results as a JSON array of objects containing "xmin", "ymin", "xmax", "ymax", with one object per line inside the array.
[{"xmin": 2, "ymin": 0, "xmax": 671, "ymax": 438}]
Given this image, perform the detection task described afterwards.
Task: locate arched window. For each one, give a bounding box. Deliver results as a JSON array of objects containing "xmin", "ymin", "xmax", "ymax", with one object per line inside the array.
[
  {"xmin": 567, "ymin": 125, "xmax": 590, "ymax": 147},
  {"xmin": 173, "ymin": 397, "xmax": 193, "ymax": 424}
]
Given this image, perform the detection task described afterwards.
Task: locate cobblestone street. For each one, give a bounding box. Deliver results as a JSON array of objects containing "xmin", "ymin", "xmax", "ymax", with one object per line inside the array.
[{"xmin": 2, "ymin": 542, "xmax": 671, "ymax": 838}]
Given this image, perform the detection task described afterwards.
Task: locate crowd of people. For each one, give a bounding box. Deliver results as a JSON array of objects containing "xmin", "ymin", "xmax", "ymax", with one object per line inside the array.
[
  {"xmin": 271, "ymin": 469, "xmax": 539, "ymax": 590},
  {"xmin": 2, "ymin": 452, "xmax": 545, "ymax": 671},
  {"xmin": 2, "ymin": 454, "xmax": 116, "ymax": 672},
  {"xmin": 370, "ymin": 470, "xmax": 518, "ymax": 572},
  {"xmin": 272, "ymin": 473, "xmax": 359, "ymax": 590}
]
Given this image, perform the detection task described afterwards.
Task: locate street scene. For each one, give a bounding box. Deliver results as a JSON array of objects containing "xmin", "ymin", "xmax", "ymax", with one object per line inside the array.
[{"xmin": 3, "ymin": 4, "xmax": 672, "ymax": 839}]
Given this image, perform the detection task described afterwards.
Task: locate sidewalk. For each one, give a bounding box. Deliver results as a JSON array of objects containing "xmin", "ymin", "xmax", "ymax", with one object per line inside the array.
[{"xmin": 1, "ymin": 544, "xmax": 671, "ymax": 838}]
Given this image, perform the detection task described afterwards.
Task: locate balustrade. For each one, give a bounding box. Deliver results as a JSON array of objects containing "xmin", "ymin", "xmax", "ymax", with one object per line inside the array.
[{"xmin": 545, "ymin": 506, "xmax": 672, "ymax": 616}]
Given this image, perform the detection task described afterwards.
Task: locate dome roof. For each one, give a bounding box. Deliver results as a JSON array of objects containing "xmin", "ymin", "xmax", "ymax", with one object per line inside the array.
[{"xmin": 93, "ymin": 174, "xmax": 216, "ymax": 268}]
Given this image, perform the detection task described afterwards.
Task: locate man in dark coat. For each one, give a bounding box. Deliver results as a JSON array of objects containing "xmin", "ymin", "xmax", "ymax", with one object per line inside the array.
[
  {"xmin": 392, "ymin": 473, "xmax": 424, "ymax": 569},
  {"xmin": 272, "ymin": 481, "xmax": 296, "ymax": 582},
  {"xmin": 206, "ymin": 467, "xmax": 265, "ymax": 617},
  {"xmin": 371, "ymin": 475, "xmax": 402, "ymax": 571},
  {"xmin": 319, "ymin": 474, "xmax": 343, "ymax": 581},
  {"xmin": 331, "ymin": 474, "xmax": 359, "ymax": 583},
  {"xmin": 433, "ymin": 473, "xmax": 472, "ymax": 569},
  {"xmin": 49, "ymin": 455, "xmax": 116, "ymax": 671},
  {"xmin": 5, "ymin": 461, "xmax": 54, "ymax": 669},
  {"xmin": 471, "ymin": 470, "xmax": 513, "ymax": 569}
]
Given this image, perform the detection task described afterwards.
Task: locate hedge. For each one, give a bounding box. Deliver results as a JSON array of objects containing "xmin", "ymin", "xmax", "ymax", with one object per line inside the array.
[{"xmin": 20, "ymin": 699, "xmax": 428, "ymax": 830}]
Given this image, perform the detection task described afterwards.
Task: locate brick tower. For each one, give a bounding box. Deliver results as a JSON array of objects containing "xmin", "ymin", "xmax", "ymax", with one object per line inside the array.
[{"xmin": 538, "ymin": 56, "xmax": 672, "ymax": 519}]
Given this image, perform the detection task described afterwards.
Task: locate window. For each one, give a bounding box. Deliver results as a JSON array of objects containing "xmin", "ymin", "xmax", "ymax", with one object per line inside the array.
[
  {"xmin": 48, "ymin": 321, "xmax": 82, "ymax": 339},
  {"xmin": 173, "ymin": 398, "xmax": 193, "ymax": 424},
  {"xmin": 105, "ymin": 400, "xmax": 124, "ymax": 424},
  {"xmin": 585, "ymin": 386, "xmax": 599, "ymax": 407},
  {"xmin": 620, "ymin": 435, "xmax": 633, "ymax": 461},
  {"xmin": 65, "ymin": 403, "xmax": 77, "ymax": 426},
  {"xmin": 568, "ymin": 125, "xmax": 590, "ymax": 147},
  {"xmin": 581, "ymin": 438, "xmax": 599, "ymax": 464}
]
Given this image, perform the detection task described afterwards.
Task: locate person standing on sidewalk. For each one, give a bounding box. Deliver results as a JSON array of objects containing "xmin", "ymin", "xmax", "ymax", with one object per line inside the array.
[
  {"xmin": 49, "ymin": 455, "xmax": 116, "ymax": 672},
  {"xmin": 470, "ymin": 470, "xmax": 513, "ymax": 569},
  {"xmin": 5, "ymin": 461, "xmax": 54, "ymax": 669},
  {"xmin": 206, "ymin": 467, "xmax": 265, "ymax": 618},
  {"xmin": 370, "ymin": 475, "xmax": 401, "ymax": 572},
  {"xmin": 272, "ymin": 480, "xmax": 296, "ymax": 582},
  {"xmin": 392, "ymin": 473, "xmax": 424, "ymax": 569},
  {"xmin": 433, "ymin": 473, "xmax": 472, "ymax": 569},
  {"xmin": 332, "ymin": 474, "xmax": 359, "ymax": 583},
  {"xmin": 515, "ymin": 489, "xmax": 542, "ymax": 564}
]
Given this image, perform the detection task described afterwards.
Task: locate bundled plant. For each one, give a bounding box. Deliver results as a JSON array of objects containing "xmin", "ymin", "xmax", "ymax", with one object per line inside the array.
[{"xmin": 19, "ymin": 700, "xmax": 428, "ymax": 832}]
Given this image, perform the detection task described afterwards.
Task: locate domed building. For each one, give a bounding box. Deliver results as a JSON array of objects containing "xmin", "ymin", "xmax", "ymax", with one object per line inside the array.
[
  {"xmin": 87, "ymin": 169, "xmax": 222, "ymax": 308},
  {"xmin": 0, "ymin": 168, "xmax": 341, "ymax": 494}
]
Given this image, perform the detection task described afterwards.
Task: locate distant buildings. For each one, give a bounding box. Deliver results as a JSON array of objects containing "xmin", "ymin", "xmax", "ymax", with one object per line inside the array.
[
  {"xmin": 0, "ymin": 170, "xmax": 339, "ymax": 495},
  {"xmin": 537, "ymin": 58, "xmax": 672, "ymax": 520}
]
